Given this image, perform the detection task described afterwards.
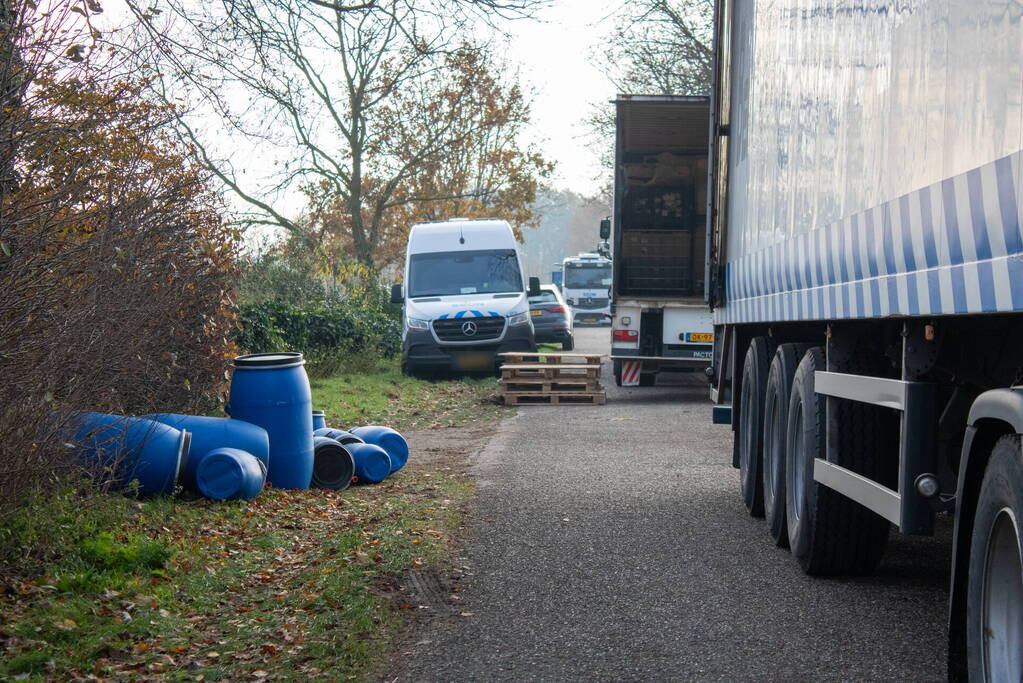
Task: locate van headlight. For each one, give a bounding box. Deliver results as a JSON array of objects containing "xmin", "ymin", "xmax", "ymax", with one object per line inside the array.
[
  {"xmin": 507, "ymin": 311, "xmax": 529, "ymax": 326},
  {"xmin": 407, "ymin": 317, "xmax": 431, "ymax": 330}
]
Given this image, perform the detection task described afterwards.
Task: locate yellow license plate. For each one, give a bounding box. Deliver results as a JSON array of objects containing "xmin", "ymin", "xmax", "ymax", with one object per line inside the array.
[
  {"xmin": 530, "ymin": 309, "xmax": 542, "ymax": 316},
  {"xmin": 687, "ymin": 332, "xmax": 714, "ymax": 343},
  {"xmin": 454, "ymin": 352, "xmax": 492, "ymax": 370}
]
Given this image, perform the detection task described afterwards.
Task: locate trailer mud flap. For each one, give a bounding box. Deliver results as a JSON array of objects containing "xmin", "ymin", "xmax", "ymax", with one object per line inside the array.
[{"xmin": 621, "ymin": 360, "xmax": 642, "ymax": 386}]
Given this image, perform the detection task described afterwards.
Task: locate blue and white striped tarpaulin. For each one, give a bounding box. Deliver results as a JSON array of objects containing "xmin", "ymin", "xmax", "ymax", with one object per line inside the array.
[{"xmin": 716, "ymin": 151, "xmax": 1023, "ymax": 324}]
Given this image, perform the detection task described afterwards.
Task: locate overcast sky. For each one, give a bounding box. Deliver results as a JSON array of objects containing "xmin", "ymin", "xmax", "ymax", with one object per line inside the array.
[
  {"xmin": 496, "ymin": 0, "xmax": 619, "ymax": 197},
  {"xmin": 100, "ymin": 0, "xmax": 620, "ymax": 203}
]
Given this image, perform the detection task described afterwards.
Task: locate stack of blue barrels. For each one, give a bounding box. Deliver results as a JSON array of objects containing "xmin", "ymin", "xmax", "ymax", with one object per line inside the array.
[{"xmin": 59, "ymin": 351, "xmax": 411, "ymax": 500}]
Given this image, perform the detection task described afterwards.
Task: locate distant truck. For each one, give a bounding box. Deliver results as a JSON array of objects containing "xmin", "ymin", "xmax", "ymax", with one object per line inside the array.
[
  {"xmin": 606, "ymin": 95, "xmax": 714, "ymax": 387},
  {"xmin": 707, "ymin": 2, "xmax": 1023, "ymax": 677},
  {"xmin": 560, "ymin": 252, "xmax": 612, "ymax": 326},
  {"xmin": 390, "ymin": 219, "xmax": 539, "ymax": 376}
]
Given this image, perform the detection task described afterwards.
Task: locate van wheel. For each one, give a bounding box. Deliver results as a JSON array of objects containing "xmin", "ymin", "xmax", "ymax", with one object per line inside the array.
[
  {"xmin": 738, "ymin": 336, "xmax": 773, "ymax": 517},
  {"xmin": 967, "ymin": 435, "xmax": 1023, "ymax": 682},
  {"xmin": 785, "ymin": 347, "xmax": 892, "ymax": 575},
  {"xmin": 762, "ymin": 343, "xmax": 810, "ymax": 547}
]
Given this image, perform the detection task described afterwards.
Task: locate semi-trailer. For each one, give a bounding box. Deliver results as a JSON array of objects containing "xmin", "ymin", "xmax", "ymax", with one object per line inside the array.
[
  {"xmin": 607, "ymin": 95, "xmax": 715, "ymax": 387},
  {"xmin": 707, "ymin": 2, "xmax": 1023, "ymax": 679}
]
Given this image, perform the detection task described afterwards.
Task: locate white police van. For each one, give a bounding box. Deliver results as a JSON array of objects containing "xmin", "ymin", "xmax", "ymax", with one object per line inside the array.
[{"xmin": 390, "ymin": 219, "xmax": 539, "ymax": 376}]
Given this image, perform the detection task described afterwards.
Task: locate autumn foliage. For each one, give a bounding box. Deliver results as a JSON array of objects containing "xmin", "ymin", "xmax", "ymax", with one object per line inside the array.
[{"xmin": 0, "ymin": 4, "xmax": 239, "ymax": 508}]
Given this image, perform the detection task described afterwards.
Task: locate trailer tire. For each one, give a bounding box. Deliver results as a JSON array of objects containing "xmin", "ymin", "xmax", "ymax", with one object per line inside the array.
[
  {"xmin": 785, "ymin": 347, "xmax": 891, "ymax": 575},
  {"xmin": 762, "ymin": 343, "xmax": 810, "ymax": 547},
  {"xmin": 738, "ymin": 336, "xmax": 773, "ymax": 517},
  {"xmin": 613, "ymin": 360, "xmax": 623, "ymax": 387},
  {"xmin": 967, "ymin": 435, "xmax": 1023, "ymax": 682},
  {"xmin": 639, "ymin": 372, "xmax": 656, "ymax": 387}
]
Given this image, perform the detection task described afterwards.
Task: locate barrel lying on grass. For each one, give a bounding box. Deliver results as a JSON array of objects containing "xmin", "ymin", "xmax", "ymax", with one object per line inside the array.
[
  {"xmin": 145, "ymin": 413, "xmax": 269, "ymax": 491},
  {"xmin": 62, "ymin": 413, "xmax": 188, "ymax": 496},
  {"xmin": 311, "ymin": 436, "xmax": 355, "ymax": 491}
]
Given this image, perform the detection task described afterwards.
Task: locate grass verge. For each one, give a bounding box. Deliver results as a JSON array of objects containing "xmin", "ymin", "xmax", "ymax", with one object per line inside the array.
[
  {"xmin": 1, "ymin": 357, "xmax": 508, "ymax": 680},
  {"xmin": 309, "ymin": 355, "xmax": 508, "ymax": 431}
]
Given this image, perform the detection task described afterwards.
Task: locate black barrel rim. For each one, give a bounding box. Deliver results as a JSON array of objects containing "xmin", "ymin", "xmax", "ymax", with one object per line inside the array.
[
  {"xmin": 231, "ymin": 352, "xmax": 305, "ymax": 368},
  {"xmin": 312, "ymin": 441, "xmax": 355, "ymax": 490}
]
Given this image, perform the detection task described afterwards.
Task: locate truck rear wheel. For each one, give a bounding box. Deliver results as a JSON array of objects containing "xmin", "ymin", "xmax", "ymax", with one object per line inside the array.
[
  {"xmin": 639, "ymin": 372, "xmax": 656, "ymax": 387},
  {"xmin": 738, "ymin": 336, "xmax": 773, "ymax": 517},
  {"xmin": 613, "ymin": 360, "xmax": 623, "ymax": 387},
  {"xmin": 762, "ymin": 343, "xmax": 810, "ymax": 547},
  {"xmin": 967, "ymin": 435, "xmax": 1023, "ymax": 682},
  {"xmin": 785, "ymin": 347, "xmax": 891, "ymax": 575}
]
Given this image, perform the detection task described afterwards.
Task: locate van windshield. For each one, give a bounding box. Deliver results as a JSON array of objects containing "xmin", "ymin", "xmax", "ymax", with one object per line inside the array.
[{"xmin": 408, "ymin": 249, "xmax": 523, "ymax": 298}]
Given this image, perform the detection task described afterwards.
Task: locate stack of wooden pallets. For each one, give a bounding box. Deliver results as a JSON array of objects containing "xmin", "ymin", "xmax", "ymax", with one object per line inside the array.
[{"xmin": 497, "ymin": 352, "xmax": 606, "ymax": 406}]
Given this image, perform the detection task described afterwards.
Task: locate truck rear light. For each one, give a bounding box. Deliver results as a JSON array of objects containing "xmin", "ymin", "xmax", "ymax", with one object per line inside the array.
[{"xmin": 613, "ymin": 329, "xmax": 638, "ymax": 342}]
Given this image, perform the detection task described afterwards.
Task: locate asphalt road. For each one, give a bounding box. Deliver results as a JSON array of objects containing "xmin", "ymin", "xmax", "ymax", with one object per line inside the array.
[{"xmin": 397, "ymin": 327, "xmax": 951, "ymax": 681}]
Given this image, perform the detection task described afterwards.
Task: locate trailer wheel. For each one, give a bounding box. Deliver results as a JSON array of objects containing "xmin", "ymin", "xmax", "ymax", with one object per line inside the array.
[
  {"xmin": 785, "ymin": 347, "xmax": 891, "ymax": 575},
  {"xmin": 613, "ymin": 360, "xmax": 623, "ymax": 387},
  {"xmin": 738, "ymin": 336, "xmax": 773, "ymax": 517},
  {"xmin": 762, "ymin": 343, "xmax": 810, "ymax": 547},
  {"xmin": 967, "ymin": 435, "xmax": 1023, "ymax": 682},
  {"xmin": 639, "ymin": 372, "xmax": 656, "ymax": 387}
]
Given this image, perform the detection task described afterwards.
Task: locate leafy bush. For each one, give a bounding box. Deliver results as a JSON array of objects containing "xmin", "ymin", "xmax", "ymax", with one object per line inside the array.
[
  {"xmin": 236, "ymin": 300, "xmax": 401, "ymax": 376},
  {"xmin": 234, "ymin": 235, "xmax": 402, "ymax": 374}
]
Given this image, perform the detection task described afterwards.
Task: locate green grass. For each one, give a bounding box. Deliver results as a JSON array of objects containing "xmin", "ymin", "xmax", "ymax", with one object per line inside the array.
[
  {"xmin": 309, "ymin": 355, "xmax": 510, "ymax": 431},
  {"xmin": 0, "ymin": 356, "xmax": 505, "ymax": 680},
  {"xmin": 0, "ymin": 472, "xmax": 473, "ymax": 680}
]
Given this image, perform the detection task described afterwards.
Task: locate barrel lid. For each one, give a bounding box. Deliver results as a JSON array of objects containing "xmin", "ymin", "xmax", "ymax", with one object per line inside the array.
[{"xmin": 232, "ymin": 352, "xmax": 304, "ymax": 368}]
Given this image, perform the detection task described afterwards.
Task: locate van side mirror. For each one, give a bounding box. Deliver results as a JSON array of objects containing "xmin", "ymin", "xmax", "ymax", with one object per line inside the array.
[
  {"xmin": 599, "ymin": 218, "xmax": 611, "ymax": 240},
  {"xmin": 390, "ymin": 283, "xmax": 404, "ymax": 304},
  {"xmin": 528, "ymin": 276, "xmax": 541, "ymax": 297}
]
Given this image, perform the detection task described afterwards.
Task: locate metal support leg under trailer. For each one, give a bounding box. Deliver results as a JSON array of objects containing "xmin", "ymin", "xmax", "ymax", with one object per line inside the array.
[{"xmin": 814, "ymin": 371, "xmax": 938, "ymax": 536}]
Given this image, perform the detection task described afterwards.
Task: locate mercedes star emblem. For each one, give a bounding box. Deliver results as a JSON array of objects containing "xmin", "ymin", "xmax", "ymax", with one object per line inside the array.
[{"xmin": 461, "ymin": 321, "xmax": 478, "ymax": 336}]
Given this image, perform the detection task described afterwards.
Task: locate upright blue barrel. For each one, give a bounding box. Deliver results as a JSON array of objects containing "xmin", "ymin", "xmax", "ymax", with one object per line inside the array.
[
  {"xmin": 65, "ymin": 413, "xmax": 188, "ymax": 496},
  {"xmin": 145, "ymin": 414, "xmax": 269, "ymax": 491},
  {"xmin": 311, "ymin": 410, "xmax": 327, "ymax": 431},
  {"xmin": 228, "ymin": 352, "xmax": 314, "ymax": 490}
]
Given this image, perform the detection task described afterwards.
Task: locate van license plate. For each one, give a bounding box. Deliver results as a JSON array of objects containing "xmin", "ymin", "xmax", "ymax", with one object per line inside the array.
[
  {"xmin": 686, "ymin": 332, "xmax": 714, "ymax": 343},
  {"xmin": 454, "ymin": 352, "xmax": 492, "ymax": 370}
]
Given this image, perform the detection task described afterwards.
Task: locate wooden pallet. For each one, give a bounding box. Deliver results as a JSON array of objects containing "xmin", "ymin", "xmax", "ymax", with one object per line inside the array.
[
  {"xmin": 502, "ymin": 391, "xmax": 606, "ymax": 406},
  {"xmin": 500, "ymin": 378, "xmax": 603, "ymax": 393},
  {"xmin": 500, "ymin": 363, "xmax": 601, "ymax": 380},
  {"xmin": 498, "ymin": 351, "xmax": 604, "ymax": 366}
]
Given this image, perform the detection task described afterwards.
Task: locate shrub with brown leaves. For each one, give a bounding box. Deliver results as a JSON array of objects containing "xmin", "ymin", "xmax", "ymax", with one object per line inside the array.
[{"xmin": 0, "ymin": 2, "xmax": 239, "ymax": 509}]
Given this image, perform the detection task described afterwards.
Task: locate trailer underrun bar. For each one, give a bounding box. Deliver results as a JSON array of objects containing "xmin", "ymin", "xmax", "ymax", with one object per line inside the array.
[{"xmin": 813, "ymin": 371, "xmax": 938, "ymax": 536}]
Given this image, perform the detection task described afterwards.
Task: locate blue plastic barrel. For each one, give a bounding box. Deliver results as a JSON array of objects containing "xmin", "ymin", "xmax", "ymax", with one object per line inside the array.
[
  {"xmin": 312, "ymin": 410, "xmax": 327, "ymax": 432},
  {"xmin": 313, "ymin": 427, "xmax": 364, "ymax": 446},
  {"xmin": 311, "ymin": 436, "xmax": 355, "ymax": 491},
  {"xmin": 195, "ymin": 447, "xmax": 265, "ymax": 500},
  {"xmin": 346, "ymin": 443, "xmax": 391, "ymax": 484},
  {"xmin": 145, "ymin": 414, "xmax": 269, "ymax": 491},
  {"xmin": 228, "ymin": 352, "xmax": 314, "ymax": 490},
  {"xmin": 64, "ymin": 413, "xmax": 188, "ymax": 496},
  {"xmin": 350, "ymin": 426, "xmax": 409, "ymax": 473}
]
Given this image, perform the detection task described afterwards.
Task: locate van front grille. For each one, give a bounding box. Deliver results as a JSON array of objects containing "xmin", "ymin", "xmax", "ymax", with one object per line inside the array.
[{"xmin": 433, "ymin": 316, "xmax": 505, "ymax": 341}]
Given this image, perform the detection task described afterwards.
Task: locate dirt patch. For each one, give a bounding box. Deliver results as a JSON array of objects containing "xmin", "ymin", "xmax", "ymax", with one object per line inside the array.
[
  {"xmin": 383, "ymin": 418, "xmax": 502, "ymax": 678},
  {"xmin": 403, "ymin": 420, "xmax": 498, "ymax": 473}
]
